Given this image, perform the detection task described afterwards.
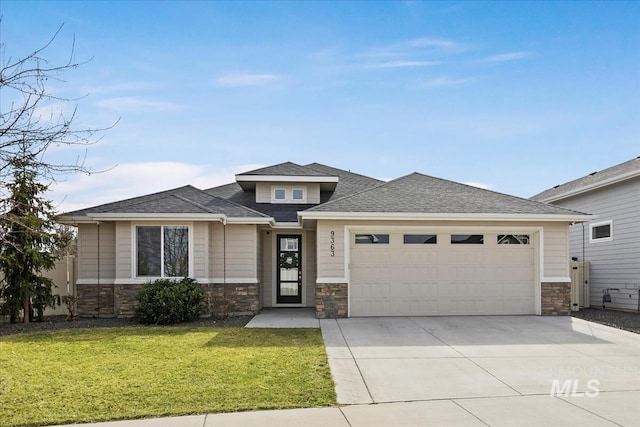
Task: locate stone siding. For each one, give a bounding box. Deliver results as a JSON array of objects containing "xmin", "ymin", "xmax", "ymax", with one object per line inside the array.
[
  {"xmin": 315, "ymin": 283, "xmax": 348, "ymax": 318},
  {"xmin": 202, "ymin": 283, "xmax": 261, "ymax": 316},
  {"xmin": 76, "ymin": 282, "xmax": 260, "ymax": 318},
  {"xmin": 541, "ymin": 282, "xmax": 571, "ymax": 316},
  {"xmin": 76, "ymin": 283, "xmax": 114, "ymax": 316}
]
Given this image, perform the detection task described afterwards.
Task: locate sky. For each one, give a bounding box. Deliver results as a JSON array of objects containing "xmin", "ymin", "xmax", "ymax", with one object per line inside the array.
[{"xmin": 1, "ymin": 1, "xmax": 638, "ymax": 213}]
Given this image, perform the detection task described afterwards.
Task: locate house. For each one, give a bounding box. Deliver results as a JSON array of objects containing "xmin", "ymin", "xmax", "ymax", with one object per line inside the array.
[
  {"xmin": 531, "ymin": 157, "xmax": 640, "ymax": 311},
  {"xmin": 59, "ymin": 162, "xmax": 592, "ymax": 318}
]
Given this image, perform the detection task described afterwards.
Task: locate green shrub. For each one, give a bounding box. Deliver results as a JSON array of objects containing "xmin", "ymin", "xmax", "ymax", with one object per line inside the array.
[{"xmin": 135, "ymin": 278, "xmax": 204, "ymax": 325}]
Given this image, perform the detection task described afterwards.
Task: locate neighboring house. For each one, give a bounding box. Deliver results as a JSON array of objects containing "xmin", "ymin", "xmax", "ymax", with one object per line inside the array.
[
  {"xmin": 531, "ymin": 157, "xmax": 640, "ymax": 311},
  {"xmin": 59, "ymin": 162, "xmax": 591, "ymax": 318}
]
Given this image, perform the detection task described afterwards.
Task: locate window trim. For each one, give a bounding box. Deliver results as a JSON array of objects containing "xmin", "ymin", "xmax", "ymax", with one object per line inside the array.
[
  {"xmin": 589, "ymin": 220, "xmax": 613, "ymax": 243},
  {"xmin": 273, "ymin": 188, "xmax": 286, "ymax": 201},
  {"xmin": 133, "ymin": 223, "xmax": 193, "ymax": 278},
  {"xmin": 291, "ymin": 187, "xmax": 306, "ymax": 202}
]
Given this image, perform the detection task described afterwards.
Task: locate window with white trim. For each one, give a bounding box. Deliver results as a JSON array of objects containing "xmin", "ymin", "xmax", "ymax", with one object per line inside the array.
[
  {"xmin": 273, "ymin": 188, "xmax": 286, "ymax": 201},
  {"xmin": 136, "ymin": 225, "xmax": 190, "ymax": 277},
  {"xmin": 292, "ymin": 188, "xmax": 305, "ymax": 201},
  {"xmin": 589, "ymin": 220, "xmax": 612, "ymax": 243}
]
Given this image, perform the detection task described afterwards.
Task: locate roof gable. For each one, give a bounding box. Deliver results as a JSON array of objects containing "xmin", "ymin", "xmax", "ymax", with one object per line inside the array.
[{"xmin": 531, "ymin": 157, "xmax": 640, "ymax": 202}]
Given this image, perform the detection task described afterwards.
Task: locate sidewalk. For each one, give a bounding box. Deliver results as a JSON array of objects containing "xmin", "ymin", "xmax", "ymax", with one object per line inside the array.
[{"xmin": 56, "ymin": 401, "xmax": 489, "ymax": 427}]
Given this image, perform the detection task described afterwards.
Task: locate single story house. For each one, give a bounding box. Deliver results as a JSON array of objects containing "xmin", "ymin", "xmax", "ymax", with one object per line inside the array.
[
  {"xmin": 531, "ymin": 157, "xmax": 640, "ymax": 311},
  {"xmin": 59, "ymin": 162, "xmax": 592, "ymax": 318}
]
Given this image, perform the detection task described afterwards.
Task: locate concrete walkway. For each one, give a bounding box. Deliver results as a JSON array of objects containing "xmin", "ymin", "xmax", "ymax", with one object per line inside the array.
[
  {"xmin": 57, "ymin": 315, "xmax": 640, "ymax": 427},
  {"xmin": 244, "ymin": 308, "xmax": 319, "ymax": 328}
]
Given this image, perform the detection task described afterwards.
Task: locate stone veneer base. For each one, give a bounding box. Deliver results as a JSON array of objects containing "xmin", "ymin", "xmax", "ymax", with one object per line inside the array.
[
  {"xmin": 541, "ymin": 282, "xmax": 571, "ymax": 316},
  {"xmin": 316, "ymin": 283, "xmax": 348, "ymax": 319},
  {"xmin": 76, "ymin": 282, "xmax": 260, "ymax": 317}
]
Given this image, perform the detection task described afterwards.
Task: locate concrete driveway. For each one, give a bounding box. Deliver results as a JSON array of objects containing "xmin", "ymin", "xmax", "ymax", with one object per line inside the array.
[{"xmin": 321, "ymin": 316, "xmax": 640, "ymax": 426}]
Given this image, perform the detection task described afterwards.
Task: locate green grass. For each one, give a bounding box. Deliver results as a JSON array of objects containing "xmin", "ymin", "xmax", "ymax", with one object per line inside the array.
[{"xmin": 0, "ymin": 327, "xmax": 336, "ymax": 427}]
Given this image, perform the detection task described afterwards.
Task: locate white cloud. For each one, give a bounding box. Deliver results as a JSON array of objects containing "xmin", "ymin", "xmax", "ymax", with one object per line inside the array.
[
  {"xmin": 422, "ymin": 76, "xmax": 474, "ymax": 88},
  {"xmin": 95, "ymin": 97, "xmax": 183, "ymax": 112},
  {"xmin": 463, "ymin": 182, "xmax": 493, "ymax": 190},
  {"xmin": 363, "ymin": 60, "xmax": 440, "ymax": 69},
  {"xmin": 49, "ymin": 162, "xmax": 264, "ymax": 213},
  {"xmin": 408, "ymin": 37, "xmax": 461, "ymax": 49},
  {"xmin": 483, "ymin": 52, "xmax": 531, "ymax": 63},
  {"xmin": 217, "ymin": 73, "xmax": 282, "ymax": 87}
]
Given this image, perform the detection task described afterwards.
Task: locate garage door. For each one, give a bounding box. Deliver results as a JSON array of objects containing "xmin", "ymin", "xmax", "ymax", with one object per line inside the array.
[{"xmin": 350, "ymin": 231, "xmax": 535, "ymax": 316}]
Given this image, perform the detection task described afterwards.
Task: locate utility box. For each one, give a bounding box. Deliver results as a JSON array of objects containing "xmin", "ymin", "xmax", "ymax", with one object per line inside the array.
[{"xmin": 570, "ymin": 261, "xmax": 590, "ymax": 309}]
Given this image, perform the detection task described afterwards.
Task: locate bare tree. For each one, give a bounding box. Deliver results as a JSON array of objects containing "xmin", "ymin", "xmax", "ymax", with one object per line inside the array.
[{"xmin": 0, "ymin": 23, "xmax": 114, "ymax": 321}]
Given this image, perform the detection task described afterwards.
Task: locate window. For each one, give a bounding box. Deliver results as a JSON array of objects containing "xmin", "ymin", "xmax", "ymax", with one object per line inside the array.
[
  {"xmin": 451, "ymin": 234, "xmax": 484, "ymax": 244},
  {"xmin": 404, "ymin": 234, "xmax": 437, "ymax": 244},
  {"xmin": 498, "ymin": 234, "xmax": 530, "ymax": 245},
  {"xmin": 292, "ymin": 188, "xmax": 305, "ymax": 201},
  {"xmin": 274, "ymin": 188, "xmax": 286, "ymax": 200},
  {"xmin": 590, "ymin": 220, "xmax": 612, "ymax": 243},
  {"xmin": 137, "ymin": 226, "xmax": 189, "ymax": 277},
  {"xmin": 355, "ymin": 234, "xmax": 389, "ymax": 244}
]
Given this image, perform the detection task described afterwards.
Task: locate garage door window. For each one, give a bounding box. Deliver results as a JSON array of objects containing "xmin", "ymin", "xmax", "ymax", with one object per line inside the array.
[
  {"xmin": 451, "ymin": 234, "xmax": 483, "ymax": 244},
  {"xmin": 355, "ymin": 234, "xmax": 389, "ymax": 244},
  {"xmin": 404, "ymin": 234, "xmax": 437, "ymax": 244},
  {"xmin": 498, "ymin": 234, "xmax": 530, "ymax": 244}
]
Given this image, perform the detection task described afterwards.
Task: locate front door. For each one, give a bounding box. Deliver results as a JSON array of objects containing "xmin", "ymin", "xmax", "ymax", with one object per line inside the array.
[{"xmin": 277, "ymin": 235, "xmax": 302, "ymax": 304}]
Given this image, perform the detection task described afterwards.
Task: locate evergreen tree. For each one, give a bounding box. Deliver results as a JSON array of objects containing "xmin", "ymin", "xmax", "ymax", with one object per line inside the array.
[{"xmin": 0, "ymin": 147, "xmax": 59, "ymax": 323}]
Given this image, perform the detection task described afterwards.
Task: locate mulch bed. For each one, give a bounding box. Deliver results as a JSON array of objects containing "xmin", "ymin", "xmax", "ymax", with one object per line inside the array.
[
  {"xmin": 0, "ymin": 315, "xmax": 253, "ymax": 336},
  {"xmin": 572, "ymin": 307, "xmax": 640, "ymax": 334}
]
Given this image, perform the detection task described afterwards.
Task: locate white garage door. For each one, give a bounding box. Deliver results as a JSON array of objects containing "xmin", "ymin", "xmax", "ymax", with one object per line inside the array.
[{"xmin": 350, "ymin": 231, "xmax": 536, "ymax": 316}]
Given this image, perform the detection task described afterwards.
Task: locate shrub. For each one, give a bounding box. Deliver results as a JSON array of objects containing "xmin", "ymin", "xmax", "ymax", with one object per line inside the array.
[{"xmin": 135, "ymin": 278, "xmax": 203, "ymax": 325}]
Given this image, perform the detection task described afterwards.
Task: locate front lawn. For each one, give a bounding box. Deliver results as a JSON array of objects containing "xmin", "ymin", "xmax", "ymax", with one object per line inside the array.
[{"xmin": 0, "ymin": 327, "xmax": 335, "ymax": 427}]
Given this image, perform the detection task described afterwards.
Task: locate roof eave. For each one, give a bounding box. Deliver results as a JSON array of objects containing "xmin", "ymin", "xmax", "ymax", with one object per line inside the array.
[
  {"xmin": 538, "ymin": 169, "xmax": 640, "ymax": 203},
  {"xmin": 298, "ymin": 212, "xmax": 594, "ymax": 222}
]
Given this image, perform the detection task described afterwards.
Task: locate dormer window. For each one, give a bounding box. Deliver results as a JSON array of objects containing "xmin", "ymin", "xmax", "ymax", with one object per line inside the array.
[
  {"xmin": 292, "ymin": 188, "xmax": 305, "ymax": 201},
  {"xmin": 274, "ymin": 188, "xmax": 286, "ymax": 201},
  {"xmin": 271, "ymin": 186, "xmax": 307, "ymax": 203}
]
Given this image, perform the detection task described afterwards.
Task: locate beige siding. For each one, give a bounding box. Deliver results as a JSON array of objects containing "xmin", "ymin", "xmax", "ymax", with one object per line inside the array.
[
  {"xmin": 255, "ymin": 182, "xmax": 320, "ymax": 204},
  {"xmin": 77, "ymin": 222, "xmax": 116, "ymax": 281},
  {"xmin": 193, "ymin": 222, "xmax": 208, "ymax": 278},
  {"xmin": 305, "ymin": 229, "xmax": 317, "ymax": 306},
  {"xmin": 542, "ymin": 223, "xmax": 570, "ymax": 278},
  {"xmin": 256, "ymin": 183, "xmax": 271, "ymax": 203},
  {"xmin": 115, "ymin": 222, "xmax": 131, "ymax": 279},
  {"xmin": 316, "ymin": 219, "xmax": 570, "ymax": 280},
  {"xmin": 262, "ymin": 230, "xmax": 274, "ymax": 307},
  {"xmin": 317, "ymin": 220, "xmax": 346, "ymax": 278},
  {"xmin": 256, "ymin": 229, "xmax": 263, "ymax": 309},
  {"xmin": 209, "ymin": 223, "xmax": 258, "ymax": 280}
]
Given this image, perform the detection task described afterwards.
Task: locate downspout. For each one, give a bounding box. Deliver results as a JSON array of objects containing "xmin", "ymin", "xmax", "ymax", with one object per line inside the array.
[
  {"xmin": 97, "ymin": 221, "xmax": 101, "ymax": 317},
  {"xmin": 223, "ymin": 218, "xmax": 227, "ymax": 304}
]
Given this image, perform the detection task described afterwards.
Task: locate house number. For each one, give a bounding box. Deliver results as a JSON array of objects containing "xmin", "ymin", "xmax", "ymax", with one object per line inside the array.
[{"xmin": 330, "ymin": 230, "xmax": 335, "ymax": 257}]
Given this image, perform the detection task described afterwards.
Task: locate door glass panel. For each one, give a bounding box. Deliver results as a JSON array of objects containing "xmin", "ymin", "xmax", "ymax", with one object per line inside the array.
[
  {"xmin": 277, "ymin": 236, "xmax": 301, "ymax": 303},
  {"xmin": 280, "ymin": 238, "xmax": 298, "ymax": 251}
]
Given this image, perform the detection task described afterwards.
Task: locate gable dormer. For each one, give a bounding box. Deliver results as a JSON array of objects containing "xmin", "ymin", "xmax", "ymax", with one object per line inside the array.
[{"xmin": 235, "ymin": 162, "xmax": 339, "ymax": 205}]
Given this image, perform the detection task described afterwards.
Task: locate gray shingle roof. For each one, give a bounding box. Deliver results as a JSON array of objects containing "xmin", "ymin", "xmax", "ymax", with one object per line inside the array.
[
  {"xmin": 61, "ymin": 186, "xmax": 269, "ymax": 219},
  {"xmin": 531, "ymin": 157, "xmax": 640, "ymax": 202},
  {"xmin": 238, "ymin": 162, "xmax": 333, "ymax": 177},
  {"xmin": 305, "ymin": 163, "xmax": 383, "ymax": 202},
  {"xmin": 305, "ymin": 173, "xmax": 587, "ymax": 216},
  {"xmin": 206, "ymin": 164, "xmax": 384, "ymax": 222}
]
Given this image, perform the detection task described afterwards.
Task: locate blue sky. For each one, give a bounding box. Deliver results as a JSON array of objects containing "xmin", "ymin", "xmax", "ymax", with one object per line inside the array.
[{"xmin": 1, "ymin": 1, "xmax": 638, "ymax": 212}]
